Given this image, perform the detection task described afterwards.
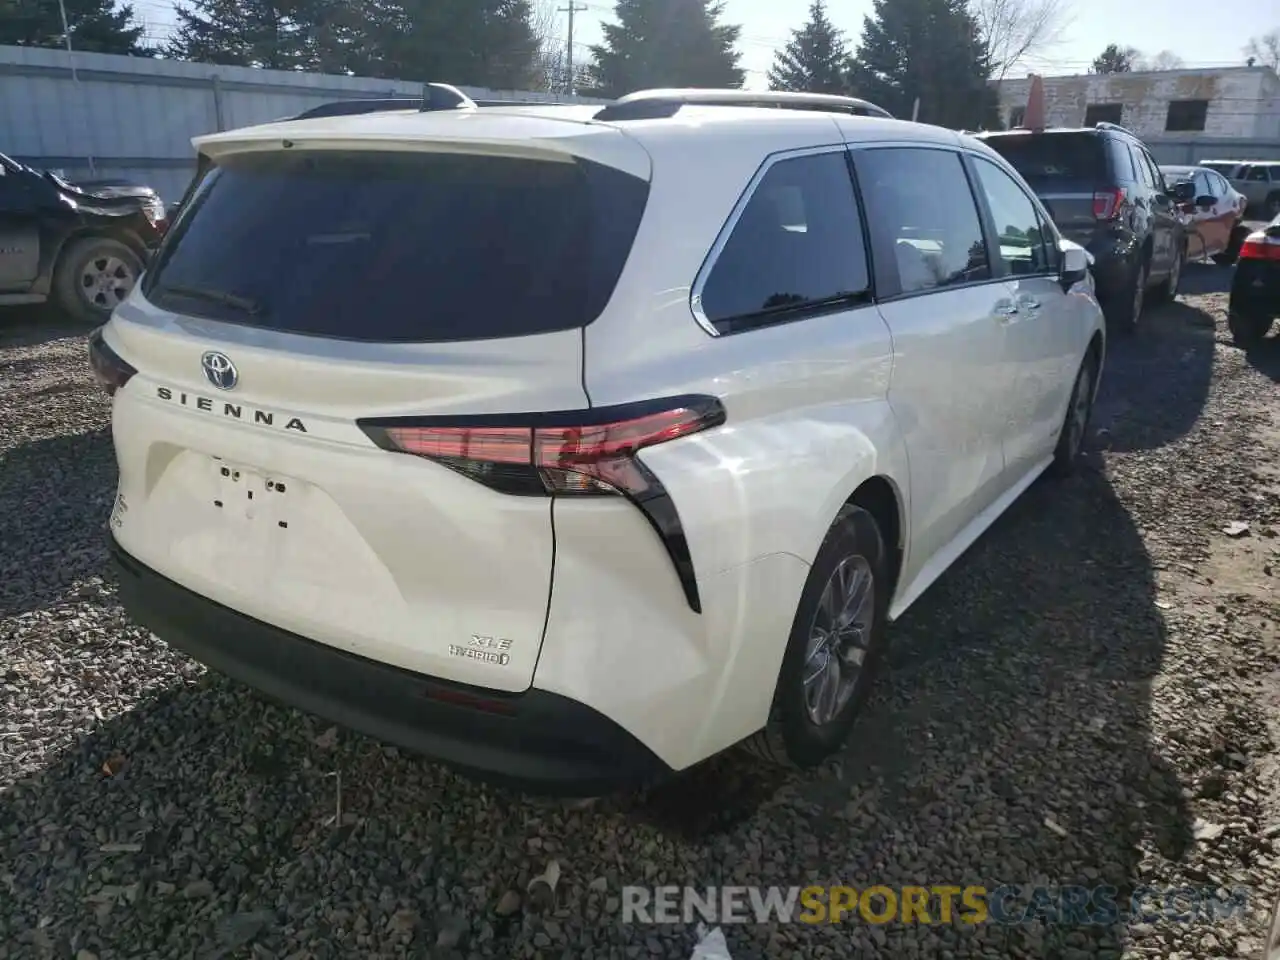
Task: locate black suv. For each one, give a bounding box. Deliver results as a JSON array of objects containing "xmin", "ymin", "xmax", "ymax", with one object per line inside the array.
[
  {"xmin": 975, "ymin": 123, "xmax": 1186, "ymax": 333},
  {"xmin": 0, "ymin": 152, "xmax": 167, "ymax": 324}
]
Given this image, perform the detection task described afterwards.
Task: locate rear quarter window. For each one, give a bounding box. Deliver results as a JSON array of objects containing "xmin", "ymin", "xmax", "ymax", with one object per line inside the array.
[{"xmin": 143, "ymin": 149, "xmax": 649, "ymax": 343}]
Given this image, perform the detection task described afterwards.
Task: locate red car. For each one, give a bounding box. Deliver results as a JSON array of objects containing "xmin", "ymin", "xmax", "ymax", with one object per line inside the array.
[{"xmin": 1161, "ymin": 164, "xmax": 1249, "ymax": 264}]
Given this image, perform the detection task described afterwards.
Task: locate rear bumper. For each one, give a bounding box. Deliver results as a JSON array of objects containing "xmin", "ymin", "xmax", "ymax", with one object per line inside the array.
[{"xmin": 108, "ymin": 534, "xmax": 671, "ymax": 795}]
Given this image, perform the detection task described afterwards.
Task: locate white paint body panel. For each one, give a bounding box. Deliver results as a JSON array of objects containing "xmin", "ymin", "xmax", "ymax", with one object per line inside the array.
[
  {"xmin": 105, "ymin": 104, "xmax": 1107, "ymax": 773},
  {"xmin": 105, "ymin": 291, "xmax": 588, "ymax": 694}
]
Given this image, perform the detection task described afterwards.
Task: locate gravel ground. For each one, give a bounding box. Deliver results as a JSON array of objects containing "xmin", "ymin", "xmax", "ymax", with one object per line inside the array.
[{"xmin": 1, "ymin": 267, "xmax": 1279, "ymax": 960}]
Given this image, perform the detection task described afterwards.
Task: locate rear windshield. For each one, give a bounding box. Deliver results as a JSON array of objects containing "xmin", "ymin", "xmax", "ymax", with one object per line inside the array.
[
  {"xmin": 980, "ymin": 132, "xmax": 1105, "ymax": 184},
  {"xmin": 142, "ymin": 149, "xmax": 649, "ymax": 342}
]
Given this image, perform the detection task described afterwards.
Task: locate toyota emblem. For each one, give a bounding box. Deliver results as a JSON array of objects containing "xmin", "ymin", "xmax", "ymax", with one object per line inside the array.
[{"xmin": 201, "ymin": 351, "xmax": 238, "ymax": 391}]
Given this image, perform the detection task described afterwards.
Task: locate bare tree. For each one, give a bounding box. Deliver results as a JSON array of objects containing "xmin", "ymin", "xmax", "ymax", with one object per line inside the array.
[
  {"xmin": 971, "ymin": 0, "xmax": 1068, "ymax": 83},
  {"xmin": 1244, "ymin": 29, "xmax": 1280, "ymax": 71},
  {"xmin": 1140, "ymin": 49, "xmax": 1185, "ymax": 71},
  {"xmin": 530, "ymin": 0, "xmax": 566, "ymax": 91}
]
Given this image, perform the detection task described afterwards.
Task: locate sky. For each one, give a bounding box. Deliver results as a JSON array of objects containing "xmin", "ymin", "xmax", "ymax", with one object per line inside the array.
[{"xmin": 127, "ymin": 0, "xmax": 1272, "ymax": 88}]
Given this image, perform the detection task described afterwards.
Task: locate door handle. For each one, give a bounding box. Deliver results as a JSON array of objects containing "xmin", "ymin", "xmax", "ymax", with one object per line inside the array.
[{"xmin": 993, "ymin": 299, "xmax": 1019, "ymax": 322}]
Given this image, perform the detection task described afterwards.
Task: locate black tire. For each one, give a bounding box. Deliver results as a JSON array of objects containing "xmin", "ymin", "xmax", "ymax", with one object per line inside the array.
[
  {"xmin": 743, "ymin": 505, "xmax": 889, "ymax": 768},
  {"xmin": 1267, "ymin": 192, "xmax": 1280, "ymax": 220},
  {"xmin": 51, "ymin": 236, "xmax": 143, "ymax": 325},
  {"xmin": 1213, "ymin": 227, "xmax": 1246, "ymax": 266},
  {"xmin": 1150, "ymin": 245, "xmax": 1184, "ymax": 305},
  {"xmin": 1050, "ymin": 348, "xmax": 1100, "ymax": 478},
  {"xmin": 1228, "ymin": 310, "xmax": 1272, "ymax": 348},
  {"xmin": 1103, "ymin": 258, "xmax": 1146, "ymax": 336}
]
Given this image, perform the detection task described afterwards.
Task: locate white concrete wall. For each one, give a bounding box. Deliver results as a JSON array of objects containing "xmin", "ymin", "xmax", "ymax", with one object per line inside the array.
[
  {"xmin": 996, "ymin": 67, "xmax": 1280, "ymax": 143},
  {"xmin": 0, "ymin": 45, "xmax": 607, "ymax": 202}
]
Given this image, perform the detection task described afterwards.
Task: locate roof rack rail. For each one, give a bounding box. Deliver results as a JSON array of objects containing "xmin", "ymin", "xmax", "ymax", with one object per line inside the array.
[
  {"xmin": 285, "ymin": 83, "xmax": 478, "ymax": 122},
  {"xmin": 288, "ymin": 98, "xmax": 421, "ymax": 121},
  {"xmin": 592, "ymin": 88, "xmax": 894, "ymax": 122},
  {"xmin": 418, "ymin": 82, "xmax": 477, "ymax": 112},
  {"xmin": 1093, "ymin": 120, "xmax": 1140, "ymax": 138}
]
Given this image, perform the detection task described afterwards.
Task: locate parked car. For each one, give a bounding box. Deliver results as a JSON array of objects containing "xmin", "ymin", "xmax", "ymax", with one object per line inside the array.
[
  {"xmin": 975, "ymin": 122, "xmax": 1186, "ymax": 334},
  {"xmin": 0, "ymin": 152, "xmax": 167, "ymax": 323},
  {"xmin": 92, "ymin": 88, "xmax": 1105, "ymax": 794},
  {"xmin": 1227, "ymin": 213, "xmax": 1280, "ymax": 346},
  {"xmin": 1198, "ymin": 159, "xmax": 1280, "ymax": 219},
  {"xmin": 1198, "ymin": 159, "xmax": 1245, "ymax": 178},
  {"xmin": 1159, "ymin": 164, "xmax": 1248, "ymax": 264}
]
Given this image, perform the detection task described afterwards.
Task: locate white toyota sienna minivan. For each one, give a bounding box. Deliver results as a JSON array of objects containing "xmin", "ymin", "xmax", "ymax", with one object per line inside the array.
[{"xmin": 91, "ymin": 88, "xmax": 1105, "ymax": 795}]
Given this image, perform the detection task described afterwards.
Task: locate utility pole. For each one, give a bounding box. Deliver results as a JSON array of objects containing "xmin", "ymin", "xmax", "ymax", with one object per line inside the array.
[
  {"xmin": 558, "ymin": 2, "xmax": 587, "ymax": 95},
  {"xmin": 57, "ymin": 0, "xmax": 96, "ymax": 176}
]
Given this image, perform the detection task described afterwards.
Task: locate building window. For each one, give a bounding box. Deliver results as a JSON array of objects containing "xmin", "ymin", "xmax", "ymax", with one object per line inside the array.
[
  {"xmin": 1008, "ymin": 107, "xmax": 1026, "ymax": 128},
  {"xmin": 1084, "ymin": 103, "xmax": 1123, "ymax": 126},
  {"xmin": 1165, "ymin": 100, "xmax": 1208, "ymax": 132}
]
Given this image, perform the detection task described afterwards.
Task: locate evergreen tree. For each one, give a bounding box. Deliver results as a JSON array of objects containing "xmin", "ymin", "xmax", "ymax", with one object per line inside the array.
[
  {"xmin": 848, "ymin": 0, "xmax": 998, "ymax": 129},
  {"xmin": 0, "ymin": 0, "xmax": 151, "ymax": 55},
  {"xmin": 167, "ymin": 0, "xmax": 316, "ymax": 69},
  {"xmin": 365, "ymin": 0, "xmax": 539, "ymax": 87},
  {"xmin": 584, "ymin": 0, "xmax": 744, "ymax": 99},
  {"xmin": 768, "ymin": 0, "xmax": 850, "ymax": 95},
  {"xmin": 1090, "ymin": 43, "xmax": 1138, "ymax": 74}
]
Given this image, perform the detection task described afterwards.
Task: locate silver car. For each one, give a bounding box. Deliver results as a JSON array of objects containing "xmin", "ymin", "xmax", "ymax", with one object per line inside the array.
[{"xmin": 1198, "ymin": 159, "xmax": 1280, "ymax": 218}]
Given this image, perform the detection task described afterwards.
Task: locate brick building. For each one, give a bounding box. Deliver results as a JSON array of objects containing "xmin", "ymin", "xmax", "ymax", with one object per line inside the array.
[{"xmin": 995, "ymin": 66, "xmax": 1280, "ymax": 146}]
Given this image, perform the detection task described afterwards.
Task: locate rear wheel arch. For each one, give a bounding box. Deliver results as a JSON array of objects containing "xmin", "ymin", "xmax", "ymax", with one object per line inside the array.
[
  {"xmin": 1087, "ymin": 329, "xmax": 1104, "ymax": 370},
  {"xmin": 48, "ymin": 224, "xmax": 148, "ymax": 279},
  {"xmin": 844, "ymin": 475, "xmax": 905, "ymax": 603}
]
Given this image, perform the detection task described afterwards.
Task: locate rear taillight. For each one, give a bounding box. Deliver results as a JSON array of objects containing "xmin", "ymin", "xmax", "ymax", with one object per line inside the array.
[
  {"xmin": 88, "ymin": 327, "xmax": 136, "ymax": 395},
  {"xmin": 1092, "ymin": 187, "xmax": 1125, "ymax": 221},
  {"xmin": 1239, "ymin": 231, "xmax": 1280, "ymax": 262},
  {"xmin": 359, "ymin": 396, "xmax": 727, "ymax": 612}
]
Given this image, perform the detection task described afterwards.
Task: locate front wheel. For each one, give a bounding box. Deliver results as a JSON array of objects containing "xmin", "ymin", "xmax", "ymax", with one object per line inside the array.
[
  {"xmin": 743, "ymin": 505, "xmax": 889, "ymax": 768},
  {"xmin": 1213, "ymin": 226, "xmax": 1247, "ymax": 266},
  {"xmin": 1151, "ymin": 245, "xmax": 1184, "ymax": 305},
  {"xmin": 1050, "ymin": 350, "xmax": 1099, "ymax": 478},
  {"xmin": 51, "ymin": 236, "xmax": 142, "ymax": 325},
  {"xmin": 1103, "ymin": 259, "xmax": 1146, "ymax": 336}
]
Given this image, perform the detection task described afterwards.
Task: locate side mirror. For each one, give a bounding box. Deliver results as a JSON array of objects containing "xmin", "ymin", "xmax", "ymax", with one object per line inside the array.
[
  {"xmin": 1059, "ymin": 240, "xmax": 1089, "ymax": 291},
  {"xmin": 1171, "ymin": 180, "xmax": 1196, "ymax": 202},
  {"xmin": 1195, "ymin": 195, "xmax": 1215, "ymax": 210}
]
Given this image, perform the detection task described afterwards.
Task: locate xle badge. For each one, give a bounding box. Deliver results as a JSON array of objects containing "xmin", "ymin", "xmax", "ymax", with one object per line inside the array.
[{"xmin": 449, "ymin": 635, "xmax": 513, "ymax": 666}]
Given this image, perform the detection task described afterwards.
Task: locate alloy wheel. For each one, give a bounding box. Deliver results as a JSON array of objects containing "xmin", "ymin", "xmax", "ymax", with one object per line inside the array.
[
  {"xmin": 1068, "ymin": 362, "xmax": 1094, "ymax": 458},
  {"xmin": 80, "ymin": 256, "xmax": 136, "ymax": 310},
  {"xmin": 802, "ymin": 554, "xmax": 875, "ymax": 725}
]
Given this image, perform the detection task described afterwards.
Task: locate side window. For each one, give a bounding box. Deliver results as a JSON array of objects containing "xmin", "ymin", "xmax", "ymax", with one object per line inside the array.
[
  {"xmin": 697, "ymin": 151, "xmax": 870, "ymax": 329},
  {"xmin": 1192, "ymin": 171, "xmax": 1212, "ymax": 198},
  {"xmin": 971, "ymin": 158, "xmax": 1052, "ymax": 276},
  {"xmin": 1141, "ymin": 150, "xmax": 1165, "ymax": 192},
  {"xmin": 1107, "ymin": 138, "xmax": 1135, "ymax": 182},
  {"xmin": 1133, "ymin": 146, "xmax": 1162, "ymax": 192},
  {"xmin": 854, "ymin": 147, "xmax": 990, "ymax": 296},
  {"xmin": 1246, "ymin": 166, "xmax": 1268, "ymax": 182}
]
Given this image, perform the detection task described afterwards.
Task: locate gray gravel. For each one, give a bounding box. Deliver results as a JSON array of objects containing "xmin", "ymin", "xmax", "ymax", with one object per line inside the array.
[{"xmin": 1, "ymin": 270, "xmax": 1279, "ymax": 960}]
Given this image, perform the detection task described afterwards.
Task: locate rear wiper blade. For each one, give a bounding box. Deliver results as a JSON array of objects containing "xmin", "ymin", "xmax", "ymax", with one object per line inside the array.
[{"xmin": 152, "ymin": 283, "xmax": 263, "ymax": 315}]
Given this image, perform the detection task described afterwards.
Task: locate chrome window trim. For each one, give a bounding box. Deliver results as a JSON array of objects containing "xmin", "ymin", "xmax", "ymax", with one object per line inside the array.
[{"xmin": 688, "ymin": 142, "xmax": 863, "ymax": 338}]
